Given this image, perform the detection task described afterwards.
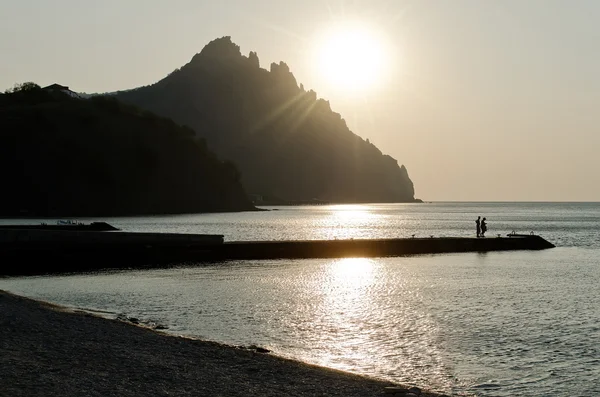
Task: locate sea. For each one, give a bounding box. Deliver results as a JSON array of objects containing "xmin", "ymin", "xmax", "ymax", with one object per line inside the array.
[{"xmin": 1, "ymin": 202, "xmax": 599, "ymax": 396}]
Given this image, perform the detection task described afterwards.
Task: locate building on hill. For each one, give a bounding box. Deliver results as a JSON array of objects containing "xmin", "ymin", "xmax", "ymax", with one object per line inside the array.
[
  {"xmin": 43, "ymin": 83, "xmax": 81, "ymax": 99},
  {"xmin": 248, "ymin": 194, "xmax": 264, "ymax": 204}
]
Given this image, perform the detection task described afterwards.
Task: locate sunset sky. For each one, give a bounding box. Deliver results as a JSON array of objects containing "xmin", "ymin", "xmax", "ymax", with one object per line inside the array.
[{"xmin": 2, "ymin": 0, "xmax": 599, "ymax": 201}]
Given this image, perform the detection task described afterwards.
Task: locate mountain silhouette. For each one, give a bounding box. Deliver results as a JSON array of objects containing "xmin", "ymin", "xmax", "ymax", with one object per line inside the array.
[
  {"xmin": 115, "ymin": 37, "xmax": 418, "ymax": 204},
  {"xmin": 0, "ymin": 84, "xmax": 255, "ymax": 217}
]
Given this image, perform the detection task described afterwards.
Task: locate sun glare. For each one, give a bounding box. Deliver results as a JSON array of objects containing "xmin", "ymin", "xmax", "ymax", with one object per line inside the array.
[{"xmin": 314, "ymin": 23, "xmax": 388, "ymax": 94}]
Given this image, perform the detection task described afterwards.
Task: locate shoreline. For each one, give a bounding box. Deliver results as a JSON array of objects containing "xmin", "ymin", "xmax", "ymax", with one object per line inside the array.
[{"xmin": 0, "ymin": 290, "xmax": 448, "ymax": 396}]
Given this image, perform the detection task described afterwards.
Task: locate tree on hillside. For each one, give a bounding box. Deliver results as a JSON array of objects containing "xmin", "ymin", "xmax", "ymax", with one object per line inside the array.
[{"xmin": 5, "ymin": 82, "xmax": 41, "ymax": 93}]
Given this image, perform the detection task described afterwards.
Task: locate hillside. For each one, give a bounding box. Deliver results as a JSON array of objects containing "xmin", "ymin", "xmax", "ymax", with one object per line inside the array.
[
  {"xmin": 115, "ymin": 37, "xmax": 418, "ymax": 204},
  {"xmin": 0, "ymin": 84, "xmax": 255, "ymax": 217}
]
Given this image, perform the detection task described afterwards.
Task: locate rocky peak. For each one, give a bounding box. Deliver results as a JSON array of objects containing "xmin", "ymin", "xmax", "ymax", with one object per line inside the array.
[
  {"xmin": 270, "ymin": 61, "xmax": 298, "ymax": 89},
  {"xmin": 190, "ymin": 36, "xmax": 242, "ymax": 63},
  {"xmin": 248, "ymin": 51, "xmax": 260, "ymax": 68}
]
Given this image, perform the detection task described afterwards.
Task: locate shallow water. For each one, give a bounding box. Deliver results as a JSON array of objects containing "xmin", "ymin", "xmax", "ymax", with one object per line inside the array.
[{"xmin": 1, "ymin": 202, "xmax": 599, "ymax": 396}]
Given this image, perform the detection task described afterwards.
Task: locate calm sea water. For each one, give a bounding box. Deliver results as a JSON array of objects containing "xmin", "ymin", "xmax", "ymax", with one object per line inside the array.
[{"xmin": 1, "ymin": 202, "xmax": 599, "ymax": 396}]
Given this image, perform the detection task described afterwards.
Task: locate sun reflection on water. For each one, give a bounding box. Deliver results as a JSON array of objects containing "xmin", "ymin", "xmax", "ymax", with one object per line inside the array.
[
  {"xmin": 316, "ymin": 204, "xmax": 388, "ymax": 240},
  {"xmin": 294, "ymin": 257, "xmax": 450, "ymax": 391},
  {"xmin": 327, "ymin": 257, "xmax": 376, "ymax": 287},
  {"xmin": 314, "ymin": 258, "xmax": 380, "ymax": 370},
  {"xmin": 331, "ymin": 204, "xmax": 371, "ymax": 220}
]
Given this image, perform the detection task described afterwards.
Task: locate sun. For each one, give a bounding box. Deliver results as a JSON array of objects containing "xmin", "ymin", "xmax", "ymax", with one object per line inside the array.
[{"xmin": 313, "ymin": 22, "xmax": 388, "ymax": 94}]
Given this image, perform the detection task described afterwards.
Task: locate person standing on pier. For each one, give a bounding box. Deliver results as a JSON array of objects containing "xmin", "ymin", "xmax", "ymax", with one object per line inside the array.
[
  {"xmin": 476, "ymin": 216, "xmax": 481, "ymax": 237},
  {"xmin": 481, "ymin": 217, "xmax": 487, "ymax": 237}
]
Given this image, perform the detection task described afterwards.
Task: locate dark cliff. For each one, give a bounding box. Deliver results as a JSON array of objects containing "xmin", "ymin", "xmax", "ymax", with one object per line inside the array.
[
  {"xmin": 116, "ymin": 37, "xmax": 417, "ymax": 203},
  {"xmin": 0, "ymin": 85, "xmax": 255, "ymax": 216}
]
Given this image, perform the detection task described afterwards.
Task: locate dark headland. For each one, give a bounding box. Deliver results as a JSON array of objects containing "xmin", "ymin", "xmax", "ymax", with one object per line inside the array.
[
  {"xmin": 114, "ymin": 36, "xmax": 419, "ymax": 205},
  {"xmin": 0, "ymin": 83, "xmax": 255, "ymax": 217}
]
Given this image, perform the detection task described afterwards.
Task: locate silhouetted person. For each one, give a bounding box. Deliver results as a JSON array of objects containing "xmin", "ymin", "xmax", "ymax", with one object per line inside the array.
[
  {"xmin": 476, "ymin": 216, "xmax": 481, "ymax": 237},
  {"xmin": 481, "ymin": 217, "xmax": 487, "ymax": 237}
]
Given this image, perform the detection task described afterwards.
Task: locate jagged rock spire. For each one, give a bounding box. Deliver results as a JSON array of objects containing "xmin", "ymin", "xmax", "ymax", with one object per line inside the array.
[{"xmin": 191, "ymin": 36, "xmax": 242, "ymax": 63}]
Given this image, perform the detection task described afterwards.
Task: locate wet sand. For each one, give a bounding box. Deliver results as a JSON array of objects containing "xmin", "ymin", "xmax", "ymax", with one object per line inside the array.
[{"xmin": 0, "ymin": 290, "xmax": 448, "ymax": 396}]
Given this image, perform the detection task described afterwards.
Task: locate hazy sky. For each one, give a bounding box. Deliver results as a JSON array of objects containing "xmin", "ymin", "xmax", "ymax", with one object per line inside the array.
[{"xmin": 2, "ymin": 0, "xmax": 599, "ymax": 201}]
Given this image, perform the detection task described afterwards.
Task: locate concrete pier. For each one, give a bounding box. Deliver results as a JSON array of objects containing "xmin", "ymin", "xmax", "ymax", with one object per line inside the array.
[
  {"xmin": 218, "ymin": 235, "xmax": 555, "ymax": 260},
  {"xmin": 0, "ymin": 229, "xmax": 555, "ymax": 276}
]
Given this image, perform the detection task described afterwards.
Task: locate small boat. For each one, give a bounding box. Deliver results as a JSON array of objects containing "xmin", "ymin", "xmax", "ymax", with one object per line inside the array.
[
  {"xmin": 507, "ymin": 231, "xmax": 536, "ymax": 237},
  {"xmin": 0, "ymin": 221, "xmax": 119, "ymax": 232},
  {"xmin": 57, "ymin": 220, "xmax": 79, "ymax": 226}
]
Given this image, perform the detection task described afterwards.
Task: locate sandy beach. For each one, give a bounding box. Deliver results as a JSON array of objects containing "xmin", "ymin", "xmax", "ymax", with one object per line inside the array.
[{"xmin": 1, "ymin": 290, "xmax": 447, "ymax": 396}]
